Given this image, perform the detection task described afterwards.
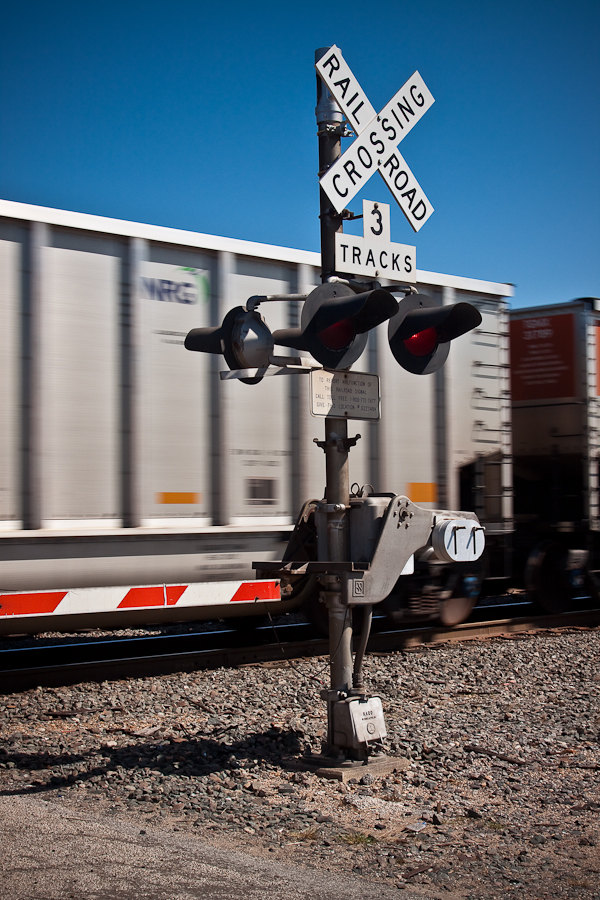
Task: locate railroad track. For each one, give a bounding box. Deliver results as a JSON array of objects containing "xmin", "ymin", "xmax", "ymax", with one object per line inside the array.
[{"xmin": 1, "ymin": 605, "xmax": 599, "ymax": 694}]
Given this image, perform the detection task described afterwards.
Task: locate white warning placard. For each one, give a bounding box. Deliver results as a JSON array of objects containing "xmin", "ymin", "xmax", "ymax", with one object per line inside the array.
[{"xmin": 310, "ymin": 369, "xmax": 380, "ymax": 420}]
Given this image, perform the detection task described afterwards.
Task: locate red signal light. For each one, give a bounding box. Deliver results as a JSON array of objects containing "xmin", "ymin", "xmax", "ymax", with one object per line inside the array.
[
  {"xmin": 273, "ymin": 284, "xmax": 398, "ymax": 369},
  {"xmin": 403, "ymin": 327, "xmax": 438, "ymax": 357},
  {"xmin": 317, "ymin": 318, "xmax": 356, "ymax": 351}
]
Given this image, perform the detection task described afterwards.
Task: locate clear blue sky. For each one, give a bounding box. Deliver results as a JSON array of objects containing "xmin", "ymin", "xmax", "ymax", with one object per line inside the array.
[{"xmin": 1, "ymin": 0, "xmax": 598, "ymax": 308}]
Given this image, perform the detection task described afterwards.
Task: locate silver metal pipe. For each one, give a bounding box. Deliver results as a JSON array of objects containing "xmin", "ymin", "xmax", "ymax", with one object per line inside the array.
[
  {"xmin": 352, "ymin": 604, "xmax": 373, "ymax": 690},
  {"xmin": 324, "ymin": 417, "xmax": 350, "ymax": 565},
  {"xmin": 327, "ymin": 591, "xmax": 353, "ymax": 693}
]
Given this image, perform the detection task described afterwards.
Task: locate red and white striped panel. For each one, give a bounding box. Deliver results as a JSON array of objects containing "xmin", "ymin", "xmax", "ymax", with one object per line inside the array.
[{"xmin": 0, "ymin": 580, "xmax": 281, "ymax": 620}]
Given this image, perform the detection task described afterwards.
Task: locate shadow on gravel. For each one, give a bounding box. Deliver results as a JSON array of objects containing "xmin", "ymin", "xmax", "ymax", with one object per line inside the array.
[{"xmin": 0, "ymin": 726, "xmax": 305, "ymax": 798}]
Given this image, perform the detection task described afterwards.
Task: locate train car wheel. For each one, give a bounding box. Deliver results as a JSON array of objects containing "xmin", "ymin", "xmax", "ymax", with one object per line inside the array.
[
  {"xmin": 439, "ymin": 595, "xmax": 474, "ymax": 626},
  {"xmin": 381, "ymin": 572, "xmax": 479, "ymax": 627},
  {"xmin": 438, "ymin": 574, "xmax": 480, "ymax": 626}
]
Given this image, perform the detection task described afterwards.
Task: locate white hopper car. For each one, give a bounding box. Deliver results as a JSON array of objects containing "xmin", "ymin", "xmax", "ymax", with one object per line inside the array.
[{"xmin": 0, "ymin": 199, "xmax": 513, "ymax": 633}]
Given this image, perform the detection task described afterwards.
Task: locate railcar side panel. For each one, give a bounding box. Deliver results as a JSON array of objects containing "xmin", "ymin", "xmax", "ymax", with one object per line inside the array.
[
  {"xmin": 40, "ymin": 247, "xmax": 120, "ymax": 527},
  {"xmin": 511, "ymin": 301, "xmax": 600, "ymax": 532},
  {"xmin": 446, "ymin": 293, "xmax": 512, "ymax": 532},
  {"xmin": 224, "ymin": 258, "xmax": 295, "ymax": 525},
  {"xmin": 139, "ymin": 256, "xmax": 212, "ymax": 526},
  {"xmin": 0, "ymin": 238, "xmax": 20, "ymax": 527}
]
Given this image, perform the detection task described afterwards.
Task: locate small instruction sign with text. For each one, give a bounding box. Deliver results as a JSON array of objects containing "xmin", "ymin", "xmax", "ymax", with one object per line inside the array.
[{"xmin": 310, "ymin": 369, "xmax": 380, "ymax": 420}]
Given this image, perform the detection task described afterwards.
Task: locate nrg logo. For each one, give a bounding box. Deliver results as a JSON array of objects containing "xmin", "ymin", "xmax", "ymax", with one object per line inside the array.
[
  {"xmin": 141, "ymin": 267, "xmax": 209, "ymax": 305},
  {"xmin": 142, "ymin": 278, "xmax": 197, "ymax": 304}
]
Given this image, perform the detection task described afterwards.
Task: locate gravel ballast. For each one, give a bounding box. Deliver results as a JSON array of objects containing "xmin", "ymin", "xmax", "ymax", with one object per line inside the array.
[{"xmin": 1, "ymin": 626, "xmax": 599, "ymax": 898}]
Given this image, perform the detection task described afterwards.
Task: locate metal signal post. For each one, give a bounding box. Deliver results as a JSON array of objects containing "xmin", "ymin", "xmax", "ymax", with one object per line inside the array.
[
  {"xmin": 311, "ymin": 48, "xmax": 483, "ymax": 765},
  {"xmin": 316, "ymin": 46, "xmax": 344, "ymax": 282},
  {"xmin": 315, "ymin": 47, "xmax": 364, "ymax": 759}
]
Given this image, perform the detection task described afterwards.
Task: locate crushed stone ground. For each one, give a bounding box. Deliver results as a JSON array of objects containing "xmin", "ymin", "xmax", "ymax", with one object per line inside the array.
[{"xmin": 1, "ymin": 626, "xmax": 599, "ymax": 898}]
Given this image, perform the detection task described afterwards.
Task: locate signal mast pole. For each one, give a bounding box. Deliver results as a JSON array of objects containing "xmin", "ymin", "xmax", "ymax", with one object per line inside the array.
[
  {"xmin": 315, "ymin": 48, "xmax": 359, "ymax": 758},
  {"xmin": 316, "ymin": 46, "xmax": 343, "ymax": 283}
]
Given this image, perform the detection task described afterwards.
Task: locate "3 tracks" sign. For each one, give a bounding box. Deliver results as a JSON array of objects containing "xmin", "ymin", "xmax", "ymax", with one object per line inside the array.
[{"xmin": 335, "ymin": 199, "xmax": 416, "ymax": 281}]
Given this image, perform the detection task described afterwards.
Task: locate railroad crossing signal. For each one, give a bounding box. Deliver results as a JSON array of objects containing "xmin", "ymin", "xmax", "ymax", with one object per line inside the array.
[
  {"xmin": 389, "ymin": 293, "xmax": 482, "ymax": 374},
  {"xmin": 273, "ymin": 282, "xmax": 398, "ymax": 369},
  {"xmin": 184, "ymin": 285, "xmax": 481, "ymax": 380},
  {"xmin": 185, "ymin": 306, "xmax": 274, "ymax": 385},
  {"xmin": 316, "ymin": 46, "xmax": 435, "ymax": 231},
  {"xmin": 184, "ymin": 45, "xmax": 486, "ymax": 768}
]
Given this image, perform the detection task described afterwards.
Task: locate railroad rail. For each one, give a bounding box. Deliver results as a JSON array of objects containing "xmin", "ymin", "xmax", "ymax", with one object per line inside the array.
[{"xmin": 1, "ymin": 606, "xmax": 599, "ymax": 694}]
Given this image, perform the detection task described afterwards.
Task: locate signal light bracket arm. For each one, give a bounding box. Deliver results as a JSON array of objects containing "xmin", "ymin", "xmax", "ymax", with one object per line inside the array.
[
  {"xmin": 317, "ymin": 123, "xmax": 355, "ymax": 138},
  {"xmin": 246, "ymin": 293, "xmax": 309, "ymax": 312},
  {"xmin": 392, "ymin": 284, "xmax": 419, "ymax": 297},
  {"xmin": 325, "ymin": 275, "xmax": 381, "ymax": 293},
  {"xmin": 313, "ymin": 433, "xmax": 361, "ymax": 453},
  {"xmin": 219, "ymin": 358, "xmax": 318, "ymax": 381},
  {"xmin": 318, "ymin": 205, "xmax": 342, "ymax": 219}
]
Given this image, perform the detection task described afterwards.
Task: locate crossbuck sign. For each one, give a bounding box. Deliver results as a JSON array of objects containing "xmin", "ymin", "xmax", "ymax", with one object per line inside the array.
[{"xmin": 316, "ymin": 47, "xmax": 435, "ymax": 232}]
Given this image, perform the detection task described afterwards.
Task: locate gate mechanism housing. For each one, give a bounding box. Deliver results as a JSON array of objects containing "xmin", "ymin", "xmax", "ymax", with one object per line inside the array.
[{"xmin": 254, "ymin": 494, "xmax": 485, "ymax": 606}]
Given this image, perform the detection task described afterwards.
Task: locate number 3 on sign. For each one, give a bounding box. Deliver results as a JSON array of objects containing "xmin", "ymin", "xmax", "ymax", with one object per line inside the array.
[
  {"xmin": 365, "ymin": 201, "xmax": 391, "ymax": 243},
  {"xmin": 370, "ymin": 205, "xmax": 383, "ymax": 236}
]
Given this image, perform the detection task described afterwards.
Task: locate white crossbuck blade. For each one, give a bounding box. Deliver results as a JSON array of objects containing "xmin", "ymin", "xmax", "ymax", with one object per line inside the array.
[{"xmin": 316, "ymin": 46, "xmax": 435, "ymax": 232}]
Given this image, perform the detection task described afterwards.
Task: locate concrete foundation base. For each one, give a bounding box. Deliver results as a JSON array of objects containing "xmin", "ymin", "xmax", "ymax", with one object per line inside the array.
[{"xmin": 286, "ymin": 754, "xmax": 410, "ymax": 782}]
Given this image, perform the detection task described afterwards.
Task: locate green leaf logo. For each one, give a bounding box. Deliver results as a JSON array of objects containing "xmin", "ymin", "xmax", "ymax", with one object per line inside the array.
[{"xmin": 177, "ymin": 267, "xmax": 210, "ymax": 304}]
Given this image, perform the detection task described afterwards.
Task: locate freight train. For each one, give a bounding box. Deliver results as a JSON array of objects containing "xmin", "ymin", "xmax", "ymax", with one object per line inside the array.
[{"xmin": 0, "ymin": 200, "xmax": 596, "ymax": 634}]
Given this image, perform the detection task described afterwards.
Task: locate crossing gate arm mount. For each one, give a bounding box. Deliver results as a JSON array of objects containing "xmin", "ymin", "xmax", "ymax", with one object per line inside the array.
[
  {"xmin": 253, "ymin": 497, "xmax": 484, "ymax": 606},
  {"xmin": 344, "ymin": 497, "xmax": 484, "ymax": 606}
]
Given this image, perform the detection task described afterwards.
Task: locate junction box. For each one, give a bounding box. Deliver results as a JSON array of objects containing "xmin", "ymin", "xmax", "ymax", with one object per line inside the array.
[{"xmin": 330, "ymin": 695, "xmax": 387, "ymax": 750}]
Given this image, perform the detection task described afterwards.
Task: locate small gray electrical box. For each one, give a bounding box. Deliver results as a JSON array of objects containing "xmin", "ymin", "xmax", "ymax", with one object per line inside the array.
[{"xmin": 332, "ymin": 695, "xmax": 387, "ymax": 749}]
